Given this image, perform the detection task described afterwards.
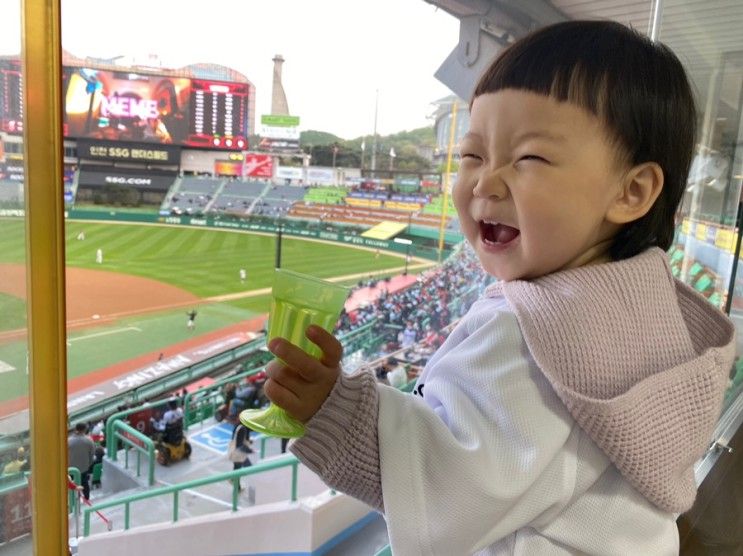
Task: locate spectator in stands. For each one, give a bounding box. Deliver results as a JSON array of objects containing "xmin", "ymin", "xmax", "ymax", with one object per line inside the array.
[
  {"xmin": 399, "ymin": 321, "xmax": 417, "ymax": 349},
  {"xmin": 150, "ymin": 399, "xmax": 184, "ymax": 432},
  {"xmin": 68, "ymin": 423, "xmax": 95, "ymax": 500},
  {"xmin": 2, "ymin": 447, "xmax": 27, "ymax": 475},
  {"xmin": 228, "ymin": 423, "xmax": 253, "ymax": 491}
]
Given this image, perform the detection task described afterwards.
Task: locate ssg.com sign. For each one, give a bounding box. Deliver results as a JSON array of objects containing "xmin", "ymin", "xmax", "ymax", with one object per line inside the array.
[{"xmin": 105, "ymin": 176, "xmax": 152, "ymax": 186}]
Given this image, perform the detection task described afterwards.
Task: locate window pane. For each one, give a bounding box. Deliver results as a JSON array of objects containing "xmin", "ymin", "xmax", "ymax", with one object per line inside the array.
[{"xmin": 0, "ymin": 0, "xmax": 33, "ymax": 552}]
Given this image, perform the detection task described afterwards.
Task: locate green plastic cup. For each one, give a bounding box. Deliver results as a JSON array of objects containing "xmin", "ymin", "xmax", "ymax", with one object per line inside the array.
[{"xmin": 240, "ymin": 269, "xmax": 349, "ymax": 438}]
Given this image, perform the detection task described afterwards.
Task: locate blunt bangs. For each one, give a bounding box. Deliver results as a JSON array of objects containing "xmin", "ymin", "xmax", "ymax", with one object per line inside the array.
[{"xmin": 472, "ymin": 20, "xmax": 697, "ymax": 260}]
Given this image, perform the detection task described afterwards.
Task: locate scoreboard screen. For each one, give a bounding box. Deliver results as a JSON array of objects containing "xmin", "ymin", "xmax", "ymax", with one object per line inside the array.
[
  {"xmin": 0, "ymin": 60, "xmax": 23, "ymax": 134},
  {"xmin": 61, "ymin": 66, "xmax": 248, "ymax": 150},
  {"xmin": 188, "ymin": 79, "xmax": 248, "ymax": 150}
]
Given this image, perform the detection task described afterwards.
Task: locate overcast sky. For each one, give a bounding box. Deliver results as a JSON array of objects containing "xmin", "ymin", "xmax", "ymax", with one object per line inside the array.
[{"xmin": 1, "ymin": 0, "xmax": 460, "ymax": 140}]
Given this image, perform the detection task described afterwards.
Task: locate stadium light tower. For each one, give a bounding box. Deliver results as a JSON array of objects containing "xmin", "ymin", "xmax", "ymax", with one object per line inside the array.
[
  {"xmin": 275, "ymin": 220, "xmax": 283, "ymax": 269},
  {"xmin": 394, "ymin": 237, "xmax": 412, "ymax": 275}
]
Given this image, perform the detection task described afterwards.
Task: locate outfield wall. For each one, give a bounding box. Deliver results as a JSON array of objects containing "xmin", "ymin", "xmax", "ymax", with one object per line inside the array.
[{"xmin": 60, "ymin": 209, "xmax": 459, "ymax": 261}]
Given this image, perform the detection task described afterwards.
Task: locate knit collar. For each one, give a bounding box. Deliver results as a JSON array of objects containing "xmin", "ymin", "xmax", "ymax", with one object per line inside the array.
[{"xmin": 485, "ymin": 247, "xmax": 735, "ymax": 512}]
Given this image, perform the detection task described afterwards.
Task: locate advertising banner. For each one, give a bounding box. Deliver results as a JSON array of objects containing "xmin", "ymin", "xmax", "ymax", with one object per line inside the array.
[
  {"xmin": 261, "ymin": 124, "xmax": 300, "ymax": 140},
  {"xmin": 77, "ymin": 139, "xmax": 181, "ymax": 165},
  {"xmin": 214, "ymin": 160, "xmax": 242, "ymax": 176},
  {"xmin": 275, "ymin": 166, "xmax": 303, "ymax": 180},
  {"xmin": 243, "ymin": 153, "xmax": 273, "ymax": 177},
  {"xmin": 0, "ymin": 162, "xmax": 24, "ymax": 182},
  {"xmin": 307, "ymin": 167, "xmax": 334, "ymax": 184},
  {"xmin": 261, "ymin": 114, "xmax": 300, "ymax": 127},
  {"xmin": 257, "ymin": 137, "xmax": 300, "ymax": 153},
  {"xmin": 63, "ymin": 67, "xmax": 192, "ymax": 144},
  {"xmin": 78, "ymin": 168, "xmax": 177, "ymax": 190}
]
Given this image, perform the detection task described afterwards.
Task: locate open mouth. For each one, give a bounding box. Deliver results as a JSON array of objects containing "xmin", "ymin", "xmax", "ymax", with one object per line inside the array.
[{"xmin": 479, "ymin": 220, "xmax": 520, "ymax": 246}]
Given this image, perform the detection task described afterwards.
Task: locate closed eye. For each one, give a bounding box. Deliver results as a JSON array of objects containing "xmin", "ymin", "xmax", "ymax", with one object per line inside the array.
[
  {"xmin": 460, "ymin": 153, "xmax": 482, "ymax": 160},
  {"xmin": 518, "ymin": 154, "xmax": 548, "ymax": 163}
]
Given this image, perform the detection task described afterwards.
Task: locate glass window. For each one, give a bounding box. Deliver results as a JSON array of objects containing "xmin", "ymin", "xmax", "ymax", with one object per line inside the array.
[{"xmin": 0, "ymin": 0, "xmax": 33, "ymax": 550}]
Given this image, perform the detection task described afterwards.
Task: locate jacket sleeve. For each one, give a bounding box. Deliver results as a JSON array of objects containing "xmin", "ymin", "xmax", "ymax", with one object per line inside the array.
[{"xmin": 290, "ymin": 368, "xmax": 383, "ymax": 511}]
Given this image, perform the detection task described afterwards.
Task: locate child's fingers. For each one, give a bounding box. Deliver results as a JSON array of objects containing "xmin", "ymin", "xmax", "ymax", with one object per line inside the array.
[
  {"xmin": 268, "ymin": 338, "xmax": 325, "ymax": 381},
  {"xmin": 305, "ymin": 325, "xmax": 343, "ymax": 368},
  {"xmin": 263, "ymin": 377, "xmax": 301, "ymax": 411},
  {"xmin": 265, "ymin": 358, "xmax": 310, "ymax": 397}
]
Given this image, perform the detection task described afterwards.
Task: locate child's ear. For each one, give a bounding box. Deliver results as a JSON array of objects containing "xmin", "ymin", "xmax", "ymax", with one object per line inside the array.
[{"xmin": 606, "ymin": 162, "xmax": 664, "ymax": 224}]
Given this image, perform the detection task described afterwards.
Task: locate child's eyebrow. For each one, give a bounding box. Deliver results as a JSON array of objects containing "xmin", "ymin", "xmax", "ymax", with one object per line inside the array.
[
  {"xmin": 461, "ymin": 132, "xmax": 482, "ymax": 143},
  {"xmin": 513, "ymin": 130, "xmax": 567, "ymax": 144}
]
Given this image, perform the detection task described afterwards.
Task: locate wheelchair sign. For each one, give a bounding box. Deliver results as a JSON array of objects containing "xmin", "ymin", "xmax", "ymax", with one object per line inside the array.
[{"xmin": 189, "ymin": 422, "xmax": 234, "ymax": 454}]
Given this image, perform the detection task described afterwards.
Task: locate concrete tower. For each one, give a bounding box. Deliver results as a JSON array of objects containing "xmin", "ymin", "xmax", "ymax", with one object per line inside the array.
[{"xmin": 271, "ymin": 54, "xmax": 290, "ymax": 115}]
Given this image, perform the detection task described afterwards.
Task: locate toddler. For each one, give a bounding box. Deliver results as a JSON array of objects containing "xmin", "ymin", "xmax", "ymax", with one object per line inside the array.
[{"xmin": 263, "ymin": 20, "xmax": 735, "ymax": 555}]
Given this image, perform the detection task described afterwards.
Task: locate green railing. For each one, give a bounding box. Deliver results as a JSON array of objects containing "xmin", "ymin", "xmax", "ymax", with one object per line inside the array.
[
  {"xmin": 82, "ymin": 454, "xmax": 300, "ymax": 536},
  {"xmin": 74, "ymin": 335, "xmax": 267, "ymax": 430},
  {"xmin": 111, "ymin": 420, "xmax": 156, "ymax": 486},
  {"xmin": 105, "ymin": 397, "xmax": 172, "ymax": 460},
  {"xmin": 68, "ymin": 466, "xmax": 82, "ymax": 515}
]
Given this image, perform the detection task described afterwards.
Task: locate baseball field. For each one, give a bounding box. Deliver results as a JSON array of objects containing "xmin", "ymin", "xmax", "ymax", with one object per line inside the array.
[{"xmin": 0, "ymin": 217, "xmax": 420, "ymax": 404}]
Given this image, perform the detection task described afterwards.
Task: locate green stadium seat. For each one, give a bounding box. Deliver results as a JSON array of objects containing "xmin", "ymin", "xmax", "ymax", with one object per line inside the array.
[{"xmin": 91, "ymin": 462, "xmax": 103, "ymax": 489}]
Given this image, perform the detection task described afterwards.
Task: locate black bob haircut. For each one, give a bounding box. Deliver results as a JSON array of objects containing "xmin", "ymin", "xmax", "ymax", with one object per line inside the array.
[{"xmin": 472, "ymin": 20, "xmax": 696, "ymax": 261}]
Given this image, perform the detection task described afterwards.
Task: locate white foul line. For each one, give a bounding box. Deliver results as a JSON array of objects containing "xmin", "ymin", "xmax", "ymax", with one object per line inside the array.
[{"xmin": 67, "ymin": 326, "xmax": 142, "ymax": 345}]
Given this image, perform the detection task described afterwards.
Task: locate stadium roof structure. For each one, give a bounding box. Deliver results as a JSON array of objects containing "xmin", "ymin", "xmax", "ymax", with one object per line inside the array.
[
  {"xmin": 60, "ymin": 50, "xmax": 253, "ymax": 85},
  {"xmin": 361, "ymin": 220, "xmax": 409, "ymax": 240}
]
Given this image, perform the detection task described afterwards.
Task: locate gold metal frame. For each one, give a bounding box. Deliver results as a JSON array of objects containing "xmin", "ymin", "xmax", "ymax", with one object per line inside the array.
[{"xmin": 21, "ymin": 0, "xmax": 68, "ymax": 553}]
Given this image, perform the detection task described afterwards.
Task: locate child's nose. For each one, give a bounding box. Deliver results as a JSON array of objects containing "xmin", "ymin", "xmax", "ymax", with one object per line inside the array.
[{"xmin": 473, "ymin": 169, "xmax": 509, "ymax": 200}]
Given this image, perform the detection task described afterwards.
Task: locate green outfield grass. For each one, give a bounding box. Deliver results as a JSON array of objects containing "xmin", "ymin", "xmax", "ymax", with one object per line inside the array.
[
  {"xmin": 0, "ymin": 293, "xmax": 26, "ymax": 332},
  {"xmin": 0, "ymin": 217, "xmax": 411, "ymax": 402},
  {"xmin": 66, "ymin": 221, "xmax": 403, "ymax": 297}
]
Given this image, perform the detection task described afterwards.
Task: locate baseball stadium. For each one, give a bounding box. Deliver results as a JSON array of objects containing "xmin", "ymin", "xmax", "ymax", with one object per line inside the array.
[{"xmin": 2, "ymin": 1, "xmax": 743, "ymax": 555}]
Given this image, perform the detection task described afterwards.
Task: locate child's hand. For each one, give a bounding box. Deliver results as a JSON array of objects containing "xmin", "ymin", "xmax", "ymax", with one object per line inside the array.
[{"xmin": 264, "ymin": 325, "xmax": 343, "ymax": 423}]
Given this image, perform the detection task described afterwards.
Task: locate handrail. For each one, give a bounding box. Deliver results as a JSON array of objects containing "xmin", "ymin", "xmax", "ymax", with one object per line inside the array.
[
  {"xmin": 74, "ymin": 335, "xmax": 266, "ymax": 430},
  {"xmin": 105, "ymin": 398, "xmax": 171, "ymax": 460},
  {"xmin": 111, "ymin": 420, "xmax": 156, "ymax": 486},
  {"xmin": 68, "ymin": 466, "xmax": 82, "ymax": 515},
  {"xmin": 83, "ymin": 454, "xmax": 300, "ymax": 536}
]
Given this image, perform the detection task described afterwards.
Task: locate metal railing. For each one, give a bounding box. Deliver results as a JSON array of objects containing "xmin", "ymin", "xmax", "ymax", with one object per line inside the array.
[
  {"xmin": 68, "ymin": 466, "xmax": 82, "ymax": 515},
  {"xmin": 111, "ymin": 421, "xmax": 156, "ymax": 486},
  {"xmin": 105, "ymin": 397, "xmax": 170, "ymax": 460},
  {"xmin": 82, "ymin": 454, "xmax": 300, "ymax": 536}
]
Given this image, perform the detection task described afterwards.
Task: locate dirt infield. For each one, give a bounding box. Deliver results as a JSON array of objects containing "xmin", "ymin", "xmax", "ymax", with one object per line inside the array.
[{"xmin": 0, "ymin": 263, "xmax": 200, "ymax": 336}]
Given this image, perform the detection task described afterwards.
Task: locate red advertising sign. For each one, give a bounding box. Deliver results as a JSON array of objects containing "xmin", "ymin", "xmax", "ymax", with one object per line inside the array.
[
  {"xmin": 0, "ymin": 483, "xmax": 32, "ymax": 543},
  {"xmin": 127, "ymin": 407, "xmax": 155, "ymax": 438},
  {"xmin": 243, "ymin": 153, "xmax": 273, "ymax": 178}
]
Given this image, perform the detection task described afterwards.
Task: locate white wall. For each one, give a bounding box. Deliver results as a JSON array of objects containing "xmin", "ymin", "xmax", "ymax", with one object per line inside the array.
[{"xmin": 76, "ymin": 491, "xmax": 375, "ymax": 556}]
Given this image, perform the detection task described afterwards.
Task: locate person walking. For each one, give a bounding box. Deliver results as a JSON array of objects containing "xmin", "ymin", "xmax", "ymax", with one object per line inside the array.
[
  {"xmin": 227, "ymin": 423, "xmax": 252, "ymax": 491},
  {"xmin": 68, "ymin": 423, "xmax": 95, "ymax": 500}
]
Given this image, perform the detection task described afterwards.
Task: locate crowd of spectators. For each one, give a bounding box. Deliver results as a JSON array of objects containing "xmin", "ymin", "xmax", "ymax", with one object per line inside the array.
[{"xmin": 336, "ymin": 246, "xmax": 492, "ymax": 343}]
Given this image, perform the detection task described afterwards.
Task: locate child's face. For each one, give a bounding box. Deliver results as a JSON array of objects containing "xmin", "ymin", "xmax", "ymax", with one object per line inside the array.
[{"xmin": 454, "ymin": 90, "xmax": 625, "ymax": 281}]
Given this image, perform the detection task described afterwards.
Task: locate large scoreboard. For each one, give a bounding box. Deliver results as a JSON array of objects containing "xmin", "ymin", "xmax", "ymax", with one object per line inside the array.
[
  {"xmin": 61, "ymin": 67, "xmax": 249, "ymax": 150},
  {"xmin": 189, "ymin": 80, "xmax": 248, "ymax": 149},
  {"xmin": 0, "ymin": 61, "xmax": 249, "ymax": 151},
  {"xmin": 0, "ymin": 60, "xmax": 23, "ymax": 133}
]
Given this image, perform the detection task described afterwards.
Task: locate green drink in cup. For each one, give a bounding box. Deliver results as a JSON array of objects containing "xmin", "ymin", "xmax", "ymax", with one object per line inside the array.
[{"xmin": 240, "ymin": 269, "xmax": 349, "ymax": 438}]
